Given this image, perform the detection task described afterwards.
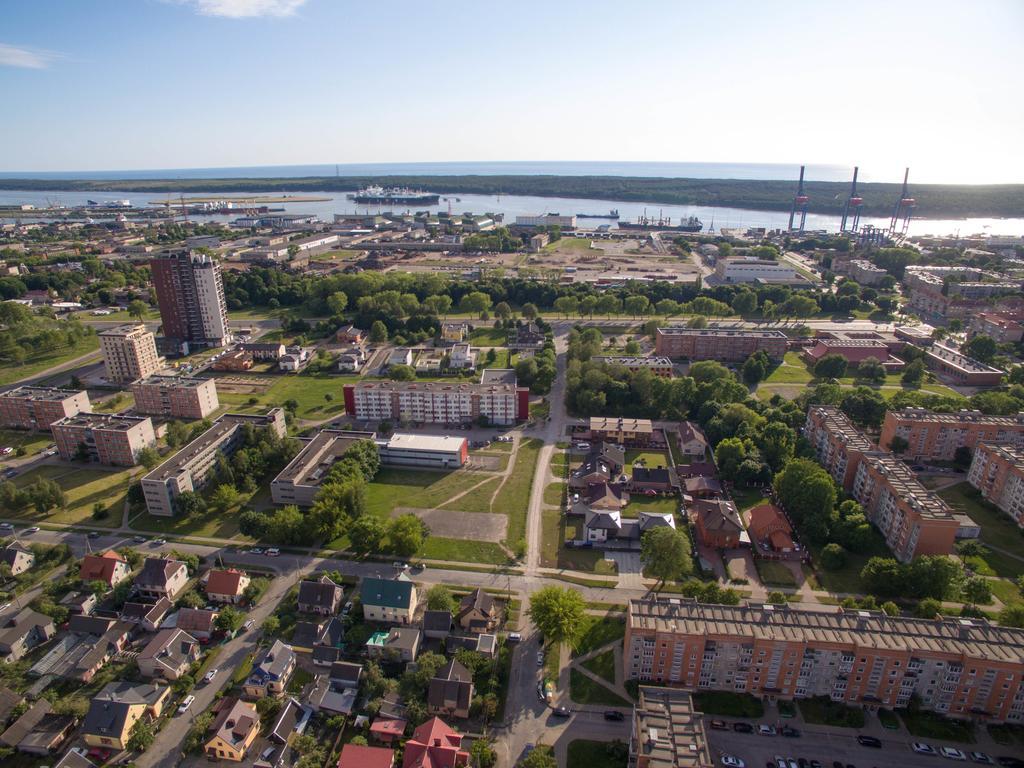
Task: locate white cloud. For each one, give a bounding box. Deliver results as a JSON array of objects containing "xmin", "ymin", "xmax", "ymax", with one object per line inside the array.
[
  {"xmin": 0, "ymin": 43, "xmax": 59, "ymax": 69},
  {"xmin": 177, "ymin": 0, "xmax": 307, "ymax": 18}
]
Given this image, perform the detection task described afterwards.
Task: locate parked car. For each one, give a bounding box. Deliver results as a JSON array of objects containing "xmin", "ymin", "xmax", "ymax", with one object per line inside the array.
[
  {"xmin": 1, "ymin": 447, "xmax": 13, "ymax": 456},
  {"xmin": 913, "ymin": 743, "xmax": 937, "ymax": 756},
  {"xmin": 941, "ymin": 749, "xmax": 967, "ymax": 762},
  {"xmin": 732, "ymin": 722, "xmax": 754, "ymax": 734},
  {"xmin": 969, "ymin": 755, "xmax": 993, "ymax": 766},
  {"xmin": 709, "ymin": 720, "xmax": 729, "ymax": 731},
  {"xmin": 551, "ymin": 706, "xmax": 572, "ymax": 718},
  {"xmin": 857, "ymin": 736, "xmax": 882, "ymax": 748},
  {"xmin": 536, "ymin": 651, "xmax": 544, "ymax": 666},
  {"xmin": 0, "ymin": 523, "xmax": 13, "ymax": 531},
  {"xmin": 722, "ymin": 758, "xmax": 745, "ymax": 768},
  {"xmin": 507, "ymin": 632, "xmax": 522, "ymax": 643},
  {"xmin": 87, "ymin": 531, "xmax": 101, "ymax": 539},
  {"xmin": 177, "ymin": 695, "xmax": 195, "ymax": 715},
  {"xmin": 132, "ymin": 535, "xmax": 147, "ymax": 543},
  {"xmin": 249, "ymin": 547, "xmax": 265, "ymax": 555},
  {"xmin": 266, "ymin": 548, "xmax": 280, "ymax": 557},
  {"xmin": 151, "ymin": 538, "xmax": 166, "ymax": 545},
  {"xmin": 243, "ymin": 619, "xmax": 255, "ymax": 631},
  {"xmin": 23, "ymin": 526, "xmax": 39, "ymax": 534},
  {"xmin": 603, "ymin": 710, "xmax": 624, "ymax": 722},
  {"xmin": 203, "ymin": 668, "xmax": 219, "ymax": 684},
  {"xmin": 342, "ymin": 601, "xmax": 354, "ymax": 616},
  {"xmin": 781, "ymin": 726, "xmax": 800, "ymax": 738},
  {"xmin": 536, "ymin": 681, "xmax": 546, "ymax": 701},
  {"xmin": 758, "ymin": 724, "xmax": 776, "ymax": 736}
]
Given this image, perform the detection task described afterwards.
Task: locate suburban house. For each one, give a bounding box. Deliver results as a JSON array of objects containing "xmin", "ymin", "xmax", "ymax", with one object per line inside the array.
[
  {"xmin": 582, "ymin": 509, "xmax": 676, "ymax": 548},
  {"xmin": 507, "ymin": 322, "xmax": 545, "ymax": 350},
  {"xmin": 747, "ymin": 503, "xmax": 798, "ymax": 558},
  {"xmin": 456, "ymin": 589, "xmax": 499, "ymax": 634},
  {"xmin": 243, "ymin": 639, "xmax": 295, "ymax": 698},
  {"xmin": 569, "ymin": 481, "xmax": 628, "ymax": 516},
  {"xmin": 78, "ymin": 551, "xmax": 130, "ymax": 588},
  {"xmin": 53, "ymin": 747, "xmax": 99, "ymax": 768},
  {"xmin": 137, "ymin": 629, "xmax": 200, "ymax": 681},
  {"xmin": 630, "ymin": 466, "xmax": 680, "ymax": 493},
  {"xmin": 690, "ymin": 498, "xmax": 744, "ymax": 549},
  {"xmin": 569, "ymin": 443, "xmax": 625, "ymax": 489},
  {"xmin": 81, "ymin": 682, "xmax": 169, "ymax": 751},
  {"xmin": 335, "ymin": 325, "xmax": 365, "ymax": 345},
  {"xmin": 402, "ymin": 717, "xmax": 470, "ymax": 768},
  {"xmin": 297, "ymin": 575, "xmax": 344, "ymax": 615},
  {"xmin": 366, "ymin": 627, "xmax": 421, "ymax": 663},
  {"xmin": 120, "ymin": 598, "xmax": 172, "ymax": 632},
  {"xmin": 205, "ymin": 569, "xmax": 250, "ymax": 604},
  {"xmin": 339, "ymin": 744, "xmax": 395, "ymax": 768},
  {"xmin": 0, "ymin": 608, "xmax": 55, "ymax": 662},
  {"xmin": 1, "ymin": 700, "xmax": 76, "ymax": 756},
  {"xmin": 175, "ymin": 607, "xmax": 219, "ymax": 640},
  {"xmin": 683, "ymin": 475, "xmax": 722, "ymax": 499},
  {"xmin": 440, "ymin": 322, "xmax": 468, "ymax": 344},
  {"xmin": 677, "ymin": 422, "xmax": 710, "ymax": 459},
  {"xmin": 205, "ymin": 698, "xmax": 260, "ymax": 762},
  {"xmin": 369, "ymin": 716, "xmax": 406, "ymax": 745},
  {"xmin": 59, "ymin": 615, "xmax": 133, "ymax": 683},
  {"xmin": 0, "ymin": 542, "xmax": 34, "ymax": 576},
  {"xmin": 422, "ymin": 610, "xmax": 453, "ymax": 640},
  {"xmin": 268, "ymin": 698, "xmax": 306, "ymax": 745},
  {"xmin": 427, "ymin": 659, "xmax": 474, "ymax": 719},
  {"xmin": 135, "ymin": 558, "xmax": 189, "ymax": 601},
  {"xmin": 59, "ymin": 591, "xmax": 98, "ymax": 616},
  {"xmin": 361, "ymin": 578, "xmax": 417, "ymax": 624}
]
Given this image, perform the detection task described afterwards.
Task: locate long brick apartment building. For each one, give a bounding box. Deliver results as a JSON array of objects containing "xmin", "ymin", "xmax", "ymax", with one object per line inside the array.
[
  {"xmin": 129, "ymin": 375, "xmax": 219, "ymax": 419},
  {"xmin": 0, "ymin": 387, "xmax": 92, "ymax": 431},
  {"xmin": 654, "ymin": 327, "xmax": 788, "ymax": 362},
  {"xmin": 968, "ymin": 443, "xmax": 1024, "ymax": 528},
  {"xmin": 880, "ymin": 408, "xmax": 1024, "ymax": 463},
  {"xmin": 804, "ymin": 406, "xmax": 876, "ymax": 491},
  {"xmin": 51, "ymin": 413, "xmax": 157, "ymax": 466},
  {"xmin": 624, "ymin": 598, "xmax": 1024, "ymax": 723},
  {"xmin": 342, "ymin": 379, "xmax": 527, "ymax": 426}
]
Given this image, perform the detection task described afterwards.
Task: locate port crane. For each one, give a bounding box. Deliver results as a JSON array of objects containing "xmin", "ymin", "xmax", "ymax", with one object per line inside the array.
[
  {"xmin": 840, "ymin": 166, "xmax": 864, "ymax": 233},
  {"xmin": 889, "ymin": 167, "xmax": 915, "ymax": 237},
  {"xmin": 788, "ymin": 165, "xmax": 809, "ymax": 232}
]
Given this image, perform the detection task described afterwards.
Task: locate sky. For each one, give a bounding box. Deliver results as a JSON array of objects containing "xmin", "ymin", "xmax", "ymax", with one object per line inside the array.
[{"xmin": 1, "ymin": 0, "xmax": 1022, "ymax": 183}]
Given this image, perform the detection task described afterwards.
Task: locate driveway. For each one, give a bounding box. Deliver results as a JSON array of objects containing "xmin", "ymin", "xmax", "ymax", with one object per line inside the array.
[{"xmin": 608, "ymin": 551, "xmax": 644, "ymax": 589}]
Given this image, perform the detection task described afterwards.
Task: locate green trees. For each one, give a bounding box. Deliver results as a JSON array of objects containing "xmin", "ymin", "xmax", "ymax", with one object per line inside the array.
[
  {"xmin": 640, "ymin": 527, "xmax": 693, "ymax": 584},
  {"xmin": 741, "ymin": 350, "xmax": 770, "ymax": 384},
  {"xmin": 772, "ymin": 459, "xmax": 836, "ymax": 544},
  {"xmin": 369, "ymin": 320, "xmax": 388, "ymax": 342},
  {"xmin": 860, "ymin": 555, "xmax": 963, "ymax": 600},
  {"xmin": 389, "ymin": 514, "xmax": 427, "ymax": 557},
  {"xmin": 731, "ymin": 290, "xmax": 758, "ymax": 316},
  {"xmin": 527, "ymin": 586, "xmax": 586, "ymax": 648},
  {"xmin": 814, "ymin": 354, "xmax": 848, "ymax": 379},
  {"xmin": 215, "ymin": 606, "xmax": 244, "ymax": 633},
  {"xmin": 901, "ymin": 359, "xmax": 926, "ymax": 387},
  {"xmin": 819, "ymin": 543, "xmax": 847, "ymax": 570},
  {"xmin": 127, "ymin": 299, "xmax": 149, "ymax": 322},
  {"xmin": 388, "ymin": 364, "xmax": 416, "ymax": 381},
  {"xmin": 459, "ymin": 291, "xmax": 492, "ymax": 318},
  {"xmin": 349, "ymin": 515, "xmax": 386, "ymax": 554},
  {"xmin": 856, "ymin": 357, "xmax": 886, "ymax": 384},
  {"xmin": 624, "ymin": 295, "xmax": 651, "ymax": 318},
  {"xmin": 127, "ymin": 719, "xmax": 155, "ymax": 752},
  {"xmin": 963, "ymin": 334, "xmax": 997, "ymax": 364},
  {"xmin": 553, "ymin": 296, "xmax": 578, "ymax": 318},
  {"xmin": 714, "ymin": 438, "xmax": 747, "ymax": 481},
  {"xmin": 889, "ymin": 435, "xmax": 909, "ymax": 454},
  {"xmin": 425, "ymin": 585, "xmax": 457, "ymax": 612},
  {"xmin": 840, "ymin": 386, "xmax": 887, "ymax": 428}
]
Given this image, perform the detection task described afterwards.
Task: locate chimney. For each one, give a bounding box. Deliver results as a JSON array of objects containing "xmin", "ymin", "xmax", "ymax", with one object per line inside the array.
[{"xmin": 433, "ymin": 739, "xmax": 442, "ymax": 747}]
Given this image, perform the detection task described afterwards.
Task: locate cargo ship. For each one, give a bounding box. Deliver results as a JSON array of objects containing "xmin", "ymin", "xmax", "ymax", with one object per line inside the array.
[
  {"xmin": 617, "ymin": 214, "xmax": 702, "ymax": 232},
  {"xmin": 348, "ymin": 186, "xmax": 440, "ymax": 205},
  {"xmin": 576, "ymin": 209, "xmax": 620, "ymax": 219}
]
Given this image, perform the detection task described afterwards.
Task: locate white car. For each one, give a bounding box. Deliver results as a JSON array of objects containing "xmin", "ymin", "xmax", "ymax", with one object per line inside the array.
[
  {"xmin": 940, "ymin": 748, "xmax": 967, "ymax": 761},
  {"xmin": 0, "ymin": 447, "xmax": 13, "ymax": 456},
  {"xmin": 177, "ymin": 695, "xmax": 195, "ymax": 715},
  {"xmin": 722, "ymin": 757, "xmax": 745, "ymax": 768},
  {"xmin": 913, "ymin": 743, "xmax": 937, "ymax": 755},
  {"xmin": 266, "ymin": 548, "xmax": 280, "ymax": 557},
  {"xmin": 203, "ymin": 668, "xmax": 219, "ymax": 684},
  {"xmin": 24, "ymin": 526, "xmax": 39, "ymax": 534},
  {"xmin": 757, "ymin": 724, "xmax": 776, "ymax": 736},
  {"xmin": 0, "ymin": 523, "xmax": 13, "ymax": 531},
  {"xmin": 969, "ymin": 753, "xmax": 993, "ymax": 765}
]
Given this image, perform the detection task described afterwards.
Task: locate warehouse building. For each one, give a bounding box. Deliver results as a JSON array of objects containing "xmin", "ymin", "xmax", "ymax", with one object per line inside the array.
[{"xmin": 376, "ymin": 433, "xmax": 468, "ymax": 469}]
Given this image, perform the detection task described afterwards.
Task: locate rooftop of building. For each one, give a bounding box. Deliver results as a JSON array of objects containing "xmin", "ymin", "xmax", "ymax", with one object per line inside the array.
[
  {"xmin": 273, "ymin": 429, "xmax": 376, "ymax": 486},
  {"xmin": 98, "ymin": 324, "xmax": 148, "ymax": 338},
  {"xmin": 378, "ymin": 433, "xmax": 467, "ymax": 453},
  {"xmin": 479, "ymin": 368, "xmax": 518, "ymax": 386},
  {"xmin": 657, "ymin": 326, "xmax": 788, "ymax": 339},
  {"xmin": 592, "ymin": 356, "xmax": 673, "ymax": 366},
  {"xmin": 978, "ymin": 442, "xmax": 1024, "ymax": 470},
  {"xmin": 53, "ymin": 413, "xmax": 151, "ymax": 431},
  {"xmin": 351, "ymin": 379, "xmax": 521, "ymax": 394},
  {"xmin": 590, "ymin": 416, "xmax": 654, "ymax": 432},
  {"xmin": 132, "ymin": 374, "xmax": 210, "ymax": 390},
  {"xmin": 859, "ymin": 452, "xmax": 956, "ymax": 521},
  {"xmin": 632, "ymin": 686, "xmax": 711, "ymax": 768},
  {"xmin": 0, "ymin": 386, "xmax": 85, "ymax": 401},
  {"xmin": 143, "ymin": 410, "xmax": 282, "ymax": 483},
  {"xmin": 806, "ymin": 406, "xmax": 876, "ymax": 452},
  {"xmin": 889, "ymin": 407, "xmax": 1024, "ymax": 426},
  {"xmin": 628, "ymin": 597, "xmax": 1024, "ymax": 662},
  {"xmin": 927, "ymin": 344, "xmax": 1004, "ymax": 374}
]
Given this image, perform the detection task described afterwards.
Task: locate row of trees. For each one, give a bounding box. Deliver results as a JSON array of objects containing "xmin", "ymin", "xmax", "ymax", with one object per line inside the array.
[{"xmin": 0, "ymin": 302, "xmax": 95, "ymax": 366}]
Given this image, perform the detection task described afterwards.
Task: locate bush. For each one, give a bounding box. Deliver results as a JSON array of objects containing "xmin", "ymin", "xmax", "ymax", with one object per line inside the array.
[{"xmin": 819, "ymin": 542, "xmax": 847, "ymax": 570}]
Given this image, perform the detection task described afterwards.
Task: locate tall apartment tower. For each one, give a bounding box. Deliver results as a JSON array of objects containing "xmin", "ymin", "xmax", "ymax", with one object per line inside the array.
[
  {"xmin": 150, "ymin": 251, "xmax": 231, "ymax": 354},
  {"xmin": 99, "ymin": 325, "xmax": 162, "ymax": 384}
]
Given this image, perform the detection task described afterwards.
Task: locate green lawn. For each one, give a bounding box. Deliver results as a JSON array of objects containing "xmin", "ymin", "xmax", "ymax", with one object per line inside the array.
[
  {"xmin": 544, "ymin": 482, "xmax": 566, "ymax": 507},
  {"xmin": 692, "ymin": 691, "xmax": 764, "ymax": 718},
  {"xmin": 218, "ymin": 374, "xmax": 362, "ymax": 421},
  {"xmin": 441, "ymin": 476, "xmax": 501, "ymax": 513},
  {"xmin": 754, "ymin": 559, "xmax": 797, "ymax": 587},
  {"xmin": 8, "ymin": 465, "xmax": 135, "ymax": 527},
  {"xmin": 0, "ymin": 336, "xmax": 100, "ymax": 387},
  {"xmin": 581, "ymin": 648, "xmax": 617, "ymax": 686},
  {"xmin": 93, "ymin": 392, "xmax": 135, "ymax": 413},
  {"xmin": 939, "ymin": 483, "xmax": 1024, "ymax": 577},
  {"xmin": 468, "ymin": 327, "xmax": 508, "ymax": 345},
  {"xmin": 419, "ymin": 537, "xmax": 509, "ymax": 564},
  {"xmin": 798, "ymin": 696, "xmax": 866, "ymax": 728},
  {"xmin": 764, "ymin": 352, "xmax": 815, "ymax": 385},
  {"xmin": 989, "ymin": 578, "xmax": 1023, "ymax": 606},
  {"xmin": 574, "ymin": 614, "xmax": 625, "ymax": 657},
  {"xmin": 625, "ymin": 449, "xmax": 671, "ymax": 468},
  {"xmin": 566, "ymin": 740, "xmax": 629, "ymax": 768},
  {"xmin": 130, "ymin": 505, "xmax": 250, "ymax": 540},
  {"xmin": 569, "ymin": 669, "xmax": 631, "ymax": 707},
  {"xmin": 502, "ymin": 438, "xmax": 542, "ymax": 549},
  {"xmin": 900, "ymin": 707, "xmax": 975, "ymax": 743},
  {"xmin": 730, "ymin": 485, "xmax": 767, "ymax": 513},
  {"xmin": 364, "ymin": 468, "xmax": 496, "ymax": 517},
  {"xmin": 627, "ymin": 494, "xmax": 679, "ymax": 516},
  {"xmin": 0, "ymin": 430, "xmax": 52, "ymax": 456},
  {"xmin": 808, "ymin": 527, "xmax": 891, "ymax": 594}
]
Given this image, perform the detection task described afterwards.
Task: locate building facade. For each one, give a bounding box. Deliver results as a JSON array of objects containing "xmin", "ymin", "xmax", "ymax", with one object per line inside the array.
[
  {"xmin": 880, "ymin": 408, "xmax": 1024, "ymax": 463},
  {"xmin": 0, "ymin": 387, "xmax": 91, "ymax": 431},
  {"xmin": 98, "ymin": 325, "xmax": 162, "ymax": 384},
  {"xmin": 924, "ymin": 344, "xmax": 1004, "ymax": 387},
  {"xmin": 850, "ymin": 452, "xmax": 958, "ymax": 562},
  {"xmin": 592, "ymin": 356, "xmax": 674, "ymax": 378},
  {"xmin": 271, "ymin": 430, "xmax": 376, "ymax": 508},
  {"xmin": 804, "ymin": 406, "xmax": 877, "ymax": 491},
  {"xmin": 624, "ymin": 598, "xmax": 1024, "ymax": 723},
  {"xmin": 150, "ymin": 251, "xmax": 231, "ymax": 351},
  {"xmin": 968, "ymin": 443, "xmax": 1024, "ymax": 528},
  {"xmin": 129, "ymin": 375, "xmax": 219, "ymax": 419},
  {"xmin": 142, "ymin": 409, "xmax": 286, "ymax": 516},
  {"xmin": 342, "ymin": 381, "xmax": 527, "ymax": 426},
  {"xmin": 376, "ymin": 433, "xmax": 468, "ymax": 469},
  {"xmin": 51, "ymin": 414, "xmax": 157, "ymax": 466},
  {"xmin": 655, "ymin": 327, "xmax": 787, "ymax": 362},
  {"xmin": 714, "ymin": 258, "xmax": 798, "ymax": 284}
]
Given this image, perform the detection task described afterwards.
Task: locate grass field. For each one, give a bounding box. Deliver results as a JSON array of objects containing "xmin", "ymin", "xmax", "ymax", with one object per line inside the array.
[
  {"xmin": 93, "ymin": 392, "xmax": 135, "ymax": 413},
  {"xmin": 569, "ymin": 669, "xmax": 631, "ymax": 707},
  {"xmin": 8, "ymin": 465, "xmax": 134, "ymax": 527},
  {"xmin": 754, "ymin": 558, "xmax": 797, "ymax": 587},
  {"xmin": 581, "ymin": 648, "xmax": 617, "ymax": 685},
  {"xmin": 0, "ymin": 336, "xmax": 100, "ymax": 387},
  {"xmin": 566, "ymin": 740, "xmax": 629, "ymax": 768},
  {"xmin": 808, "ymin": 526, "xmax": 891, "ymax": 594},
  {"xmin": 217, "ymin": 374, "xmax": 362, "ymax": 420},
  {"xmin": 468, "ymin": 327, "xmax": 508, "ymax": 345},
  {"xmin": 574, "ymin": 613, "xmax": 625, "ymax": 657},
  {"xmin": 543, "ymin": 482, "xmax": 566, "ymax": 507},
  {"xmin": 364, "ymin": 468, "xmax": 496, "ymax": 517},
  {"xmin": 627, "ymin": 494, "xmax": 679, "ymax": 516},
  {"xmin": 502, "ymin": 438, "xmax": 541, "ymax": 548},
  {"xmin": 760, "ymin": 352, "xmax": 961, "ymax": 400},
  {"xmin": 764, "ymin": 352, "xmax": 815, "ymax": 385},
  {"xmin": 625, "ymin": 449, "xmax": 671, "ymax": 468},
  {"xmin": 692, "ymin": 691, "xmax": 764, "ymax": 718},
  {"xmin": 0, "ymin": 430, "xmax": 52, "ymax": 455},
  {"xmin": 939, "ymin": 482, "xmax": 1024, "ymax": 578},
  {"xmin": 799, "ymin": 696, "xmax": 866, "ymax": 728}
]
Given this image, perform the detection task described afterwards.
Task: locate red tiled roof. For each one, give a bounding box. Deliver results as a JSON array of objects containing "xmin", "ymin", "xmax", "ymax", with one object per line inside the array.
[
  {"xmin": 370, "ymin": 718, "xmax": 406, "ymax": 737},
  {"xmin": 402, "ymin": 717, "xmax": 468, "ymax": 768},
  {"xmin": 748, "ymin": 503, "xmax": 794, "ymax": 542},
  {"xmin": 79, "ymin": 551, "xmax": 126, "ymax": 582},
  {"xmin": 339, "ymin": 745, "xmax": 394, "ymax": 768},
  {"xmin": 206, "ymin": 569, "xmax": 245, "ymax": 596}
]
